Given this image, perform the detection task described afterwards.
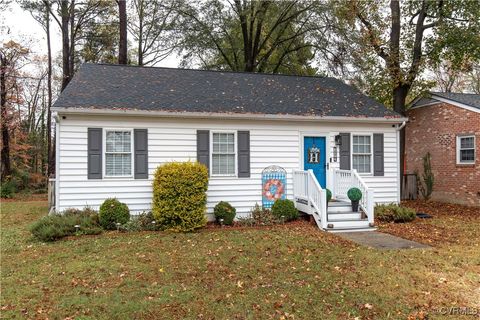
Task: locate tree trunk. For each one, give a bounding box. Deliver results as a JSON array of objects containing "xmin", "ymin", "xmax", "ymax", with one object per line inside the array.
[
  {"xmin": 137, "ymin": 0, "xmax": 144, "ymax": 66},
  {"xmin": 46, "ymin": 3, "xmax": 54, "ymax": 176},
  {"xmin": 60, "ymin": 0, "xmax": 71, "ymax": 91},
  {"xmin": 0, "ymin": 55, "xmax": 11, "ymax": 180},
  {"xmin": 393, "ymin": 84, "xmax": 408, "ymax": 185},
  {"xmin": 118, "ymin": 0, "xmax": 128, "ymax": 64}
]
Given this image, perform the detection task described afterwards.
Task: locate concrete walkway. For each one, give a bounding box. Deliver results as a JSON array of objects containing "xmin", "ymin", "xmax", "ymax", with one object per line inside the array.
[{"xmin": 337, "ymin": 231, "xmax": 430, "ymax": 249}]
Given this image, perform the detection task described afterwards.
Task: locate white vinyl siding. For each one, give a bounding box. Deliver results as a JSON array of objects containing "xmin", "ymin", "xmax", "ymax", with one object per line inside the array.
[
  {"xmin": 57, "ymin": 115, "xmax": 401, "ymax": 217},
  {"xmin": 105, "ymin": 130, "xmax": 132, "ymax": 177},
  {"xmin": 457, "ymin": 135, "xmax": 475, "ymax": 164},
  {"xmin": 352, "ymin": 135, "xmax": 372, "ymax": 173},
  {"xmin": 211, "ymin": 132, "xmax": 236, "ymax": 176}
]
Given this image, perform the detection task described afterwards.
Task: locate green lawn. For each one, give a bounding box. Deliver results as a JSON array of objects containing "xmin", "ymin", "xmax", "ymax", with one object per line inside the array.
[{"xmin": 1, "ymin": 200, "xmax": 479, "ymax": 319}]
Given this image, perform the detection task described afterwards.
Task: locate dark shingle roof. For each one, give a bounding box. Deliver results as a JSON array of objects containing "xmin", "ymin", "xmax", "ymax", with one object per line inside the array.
[
  {"xmin": 53, "ymin": 63, "xmax": 401, "ymax": 118},
  {"xmin": 431, "ymin": 92, "xmax": 480, "ymax": 110}
]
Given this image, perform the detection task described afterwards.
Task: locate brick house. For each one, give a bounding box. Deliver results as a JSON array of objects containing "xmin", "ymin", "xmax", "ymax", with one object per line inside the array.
[{"xmin": 406, "ymin": 92, "xmax": 480, "ymax": 206}]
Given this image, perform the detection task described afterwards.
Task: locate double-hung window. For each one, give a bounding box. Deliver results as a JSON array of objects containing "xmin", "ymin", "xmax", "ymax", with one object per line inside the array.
[
  {"xmin": 212, "ymin": 132, "xmax": 236, "ymax": 176},
  {"xmin": 352, "ymin": 135, "xmax": 372, "ymax": 173},
  {"xmin": 105, "ymin": 130, "xmax": 133, "ymax": 177},
  {"xmin": 457, "ymin": 135, "xmax": 475, "ymax": 164}
]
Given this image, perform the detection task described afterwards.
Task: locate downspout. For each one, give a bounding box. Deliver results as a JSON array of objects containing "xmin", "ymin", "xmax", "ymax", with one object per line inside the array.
[
  {"xmin": 395, "ymin": 121, "xmax": 407, "ymax": 203},
  {"xmin": 53, "ymin": 114, "xmax": 60, "ymax": 214}
]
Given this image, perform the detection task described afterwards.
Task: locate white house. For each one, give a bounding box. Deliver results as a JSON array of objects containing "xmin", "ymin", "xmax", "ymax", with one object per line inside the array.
[{"xmin": 52, "ymin": 64, "xmax": 407, "ymax": 232}]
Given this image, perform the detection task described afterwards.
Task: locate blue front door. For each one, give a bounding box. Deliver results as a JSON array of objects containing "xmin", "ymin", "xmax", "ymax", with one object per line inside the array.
[{"xmin": 304, "ymin": 136, "xmax": 327, "ymax": 188}]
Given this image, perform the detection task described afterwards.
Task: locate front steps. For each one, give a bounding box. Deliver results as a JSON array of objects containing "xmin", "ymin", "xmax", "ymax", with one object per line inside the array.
[{"xmin": 325, "ymin": 200, "xmax": 376, "ymax": 232}]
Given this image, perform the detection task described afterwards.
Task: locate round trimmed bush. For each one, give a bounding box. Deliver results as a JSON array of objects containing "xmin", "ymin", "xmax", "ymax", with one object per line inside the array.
[
  {"xmin": 99, "ymin": 198, "xmax": 130, "ymax": 230},
  {"xmin": 271, "ymin": 199, "xmax": 298, "ymax": 221},
  {"xmin": 326, "ymin": 188, "xmax": 332, "ymax": 202},
  {"xmin": 214, "ymin": 201, "xmax": 236, "ymax": 225},
  {"xmin": 347, "ymin": 187, "xmax": 362, "ymax": 201}
]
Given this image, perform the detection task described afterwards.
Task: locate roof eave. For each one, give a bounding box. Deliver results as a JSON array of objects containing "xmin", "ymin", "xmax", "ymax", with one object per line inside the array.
[
  {"xmin": 409, "ymin": 93, "xmax": 480, "ymax": 114},
  {"xmin": 52, "ymin": 107, "xmax": 407, "ymax": 123}
]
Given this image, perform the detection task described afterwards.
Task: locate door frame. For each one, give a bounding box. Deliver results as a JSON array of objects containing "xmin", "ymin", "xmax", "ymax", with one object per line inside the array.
[{"xmin": 299, "ymin": 131, "xmax": 331, "ymax": 189}]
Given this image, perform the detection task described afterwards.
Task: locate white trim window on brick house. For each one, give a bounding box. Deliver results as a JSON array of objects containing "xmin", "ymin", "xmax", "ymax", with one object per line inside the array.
[
  {"xmin": 456, "ymin": 135, "xmax": 476, "ymax": 164},
  {"xmin": 104, "ymin": 129, "xmax": 133, "ymax": 177},
  {"xmin": 352, "ymin": 134, "xmax": 372, "ymax": 173}
]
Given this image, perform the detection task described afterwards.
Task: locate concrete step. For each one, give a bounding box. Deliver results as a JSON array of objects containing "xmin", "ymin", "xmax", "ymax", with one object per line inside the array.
[
  {"xmin": 328, "ymin": 212, "xmax": 362, "ymax": 220},
  {"xmin": 326, "ymin": 226, "xmax": 377, "ymax": 233},
  {"xmin": 325, "ymin": 219, "xmax": 370, "ymax": 229}
]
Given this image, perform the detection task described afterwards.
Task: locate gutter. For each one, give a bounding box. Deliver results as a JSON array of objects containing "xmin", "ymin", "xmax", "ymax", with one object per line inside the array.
[
  {"xmin": 52, "ymin": 107, "xmax": 408, "ymax": 124},
  {"xmin": 396, "ymin": 120, "xmax": 407, "ymax": 130}
]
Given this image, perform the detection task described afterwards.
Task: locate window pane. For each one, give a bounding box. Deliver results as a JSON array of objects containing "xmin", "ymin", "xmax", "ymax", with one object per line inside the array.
[
  {"xmin": 353, "ymin": 155, "xmax": 371, "ymax": 173},
  {"xmin": 460, "ymin": 137, "xmax": 474, "ymax": 149},
  {"xmin": 106, "ymin": 154, "xmax": 131, "ymax": 176},
  {"xmin": 106, "ymin": 131, "xmax": 131, "ymax": 152},
  {"xmin": 460, "ymin": 149, "xmax": 475, "ymax": 161},
  {"xmin": 212, "ymin": 154, "xmax": 235, "ymax": 175}
]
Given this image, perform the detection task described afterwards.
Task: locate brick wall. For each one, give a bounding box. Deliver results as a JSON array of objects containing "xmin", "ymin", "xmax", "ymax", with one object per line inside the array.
[{"xmin": 405, "ymin": 103, "xmax": 480, "ymax": 207}]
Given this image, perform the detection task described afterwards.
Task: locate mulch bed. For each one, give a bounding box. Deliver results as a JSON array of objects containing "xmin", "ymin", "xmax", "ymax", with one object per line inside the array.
[{"xmin": 376, "ymin": 200, "xmax": 480, "ymax": 246}]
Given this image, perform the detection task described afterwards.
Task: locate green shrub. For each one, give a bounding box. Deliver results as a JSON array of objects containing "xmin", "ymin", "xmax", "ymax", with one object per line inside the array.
[
  {"xmin": 0, "ymin": 180, "xmax": 16, "ymax": 198},
  {"xmin": 152, "ymin": 162, "xmax": 208, "ymax": 232},
  {"xmin": 30, "ymin": 208, "xmax": 102, "ymax": 242},
  {"xmin": 347, "ymin": 187, "xmax": 362, "ymax": 201},
  {"xmin": 98, "ymin": 198, "xmax": 130, "ymax": 230},
  {"xmin": 326, "ymin": 188, "xmax": 332, "ymax": 202},
  {"xmin": 271, "ymin": 199, "xmax": 298, "ymax": 221},
  {"xmin": 236, "ymin": 204, "xmax": 282, "ymax": 227},
  {"xmin": 121, "ymin": 211, "xmax": 160, "ymax": 232},
  {"xmin": 214, "ymin": 201, "xmax": 236, "ymax": 225},
  {"xmin": 375, "ymin": 204, "xmax": 416, "ymax": 223}
]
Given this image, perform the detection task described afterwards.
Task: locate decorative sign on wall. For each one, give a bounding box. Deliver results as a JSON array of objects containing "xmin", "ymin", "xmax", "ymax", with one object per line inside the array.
[
  {"xmin": 308, "ymin": 145, "xmax": 320, "ymax": 164},
  {"xmin": 262, "ymin": 165, "xmax": 287, "ymax": 209}
]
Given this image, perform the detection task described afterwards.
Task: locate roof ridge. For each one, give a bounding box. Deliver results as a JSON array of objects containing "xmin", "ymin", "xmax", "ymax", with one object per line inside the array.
[{"xmin": 83, "ymin": 62, "xmax": 335, "ymax": 81}]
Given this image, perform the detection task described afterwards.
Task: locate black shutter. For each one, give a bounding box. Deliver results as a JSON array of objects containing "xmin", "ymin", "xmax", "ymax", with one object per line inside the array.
[
  {"xmin": 197, "ymin": 130, "xmax": 209, "ymax": 171},
  {"xmin": 373, "ymin": 133, "xmax": 384, "ymax": 176},
  {"xmin": 237, "ymin": 131, "xmax": 250, "ymax": 177},
  {"xmin": 88, "ymin": 128, "xmax": 102, "ymax": 179},
  {"xmin": 134, "ymin": 129, "xmax": 148, "ymax": 179},
  {"xmin": 339, "ymin": 132, "xmax": 351, "ymax": 170}
]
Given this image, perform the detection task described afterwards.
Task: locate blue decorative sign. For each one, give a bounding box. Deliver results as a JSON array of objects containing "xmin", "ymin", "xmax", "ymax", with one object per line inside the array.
[{"xmin": 262, "ymin": 165, "xmax": 287, "ymax": 209}]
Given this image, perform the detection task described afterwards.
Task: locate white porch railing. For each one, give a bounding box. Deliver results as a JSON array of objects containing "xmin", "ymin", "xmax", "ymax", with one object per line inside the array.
[
  {"xmin": 332, "ymin": 168, "xmax": 374, "ymax": 225},
  {"xmin": 293, "ymin": 169, "xmax": 327, "ymax": 229}
]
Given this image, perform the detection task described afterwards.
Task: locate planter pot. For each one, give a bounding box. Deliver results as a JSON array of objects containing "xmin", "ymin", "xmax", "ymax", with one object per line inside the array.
[{"xmin": 351, "ymin": 200, "xmax": 359, "ymax": 212}]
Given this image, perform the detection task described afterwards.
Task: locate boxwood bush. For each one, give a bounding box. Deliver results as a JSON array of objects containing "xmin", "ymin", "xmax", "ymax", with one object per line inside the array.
[
  {"xmin": 30, "ymin": 208, "xmax": 102, "ymax": 242},
  {"xmin": 375, "ymin": 203, "xmax": 416, "ymax": 223},
  {"xmin": 347, "ymin": 187, "xmax": 362, "ymax": 201},
  {"xmin": 152, "ymin": 162, "xmax": 208, "ymax": 232},
  {"xmin": 99, "ymin": 198, "xmax": 130, "ymax": 230},
  {"xmin": 214, "ymin": 201, "xmax": 236, "ymax": 225},
  {"xmin": 271, "ymin": 199, "xmax": 298, "ymax": 221}
]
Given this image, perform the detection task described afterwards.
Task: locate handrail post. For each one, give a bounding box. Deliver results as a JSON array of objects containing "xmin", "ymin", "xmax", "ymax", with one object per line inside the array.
[
  {"xmin": 367, "ymin": 189, "xmax": 374, "ymax": 225},
  {"xmin": 320, "ymin": 188, "xmax": 327, "ymax": 229}
]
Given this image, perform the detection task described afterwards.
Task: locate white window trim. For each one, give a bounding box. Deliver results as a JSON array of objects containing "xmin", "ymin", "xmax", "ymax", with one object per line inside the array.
[
  {"xmin": 210, "ymin": 130, "xmax": 237, "ymax": 177},
  {"xmin": 351, "ymin": 133, "xmax": 373, "ymax": 175},
  {"xmin": 103, "ymin": 128, "xmax": 134, "ymax": 178},
  {"xmin": 456, "ymin": 134, "xmax": 476, "ymax": 165}
]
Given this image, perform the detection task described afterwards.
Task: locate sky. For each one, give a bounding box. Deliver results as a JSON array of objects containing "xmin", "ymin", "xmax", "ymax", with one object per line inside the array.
[{"xmin": 1, "ymin": 1, "xmax": 179, "ymax": 68}]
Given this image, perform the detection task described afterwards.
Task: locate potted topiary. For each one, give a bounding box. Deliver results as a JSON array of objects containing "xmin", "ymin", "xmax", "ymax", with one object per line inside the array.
[
  {"xmin": 326, "ymin": 188, "xmax": 332, "ymax": 207},
  {"xmin": 347, "ymin": 187, "xmax": 362, "ymax": 212}
]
